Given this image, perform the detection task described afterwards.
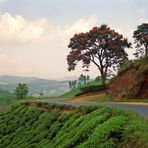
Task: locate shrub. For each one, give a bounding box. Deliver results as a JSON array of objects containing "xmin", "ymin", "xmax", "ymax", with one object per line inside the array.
[
  {"xmin": 79, "ymin": 84, "xmax": 107, "ymax": 95},
  {"xmin": 0, "ymin": 103, "xmax": 147, "ymax": 148},
  {"xmin": 79, "ymin": 116, "xmax": 127, "ymax": 148}
]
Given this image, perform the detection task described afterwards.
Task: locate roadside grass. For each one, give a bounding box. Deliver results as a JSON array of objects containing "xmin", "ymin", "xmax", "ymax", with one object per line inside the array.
[
  {"xmin": 0, "ymin": 95, "xmax": 17, "ymax": 106},
  {"xmin": 0, "ymin": 93, "xmax": 50, "ymax": 106},
  {"xmin": 69, "ymin": 92, "xmax": 113, "ymax": 102},
  {"xmin": 0, "ymin": 102, "xmax": 147, "ymax": 148},
  {"xmin": 70, "ymin": 92, "xmax": 148, "ymax": 103},
  {"xmin": 116, "ymin": 99, "xmax": 148, "ymax": 103},
  {"xmin": 87, "ymin": 95, "xmax": 148, "ymax": 103}
]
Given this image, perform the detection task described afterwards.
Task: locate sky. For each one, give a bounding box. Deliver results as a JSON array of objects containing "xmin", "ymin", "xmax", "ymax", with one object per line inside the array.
[{"xmin": 0, "ymin": 0, "xmax": 147, "ymax": 80}]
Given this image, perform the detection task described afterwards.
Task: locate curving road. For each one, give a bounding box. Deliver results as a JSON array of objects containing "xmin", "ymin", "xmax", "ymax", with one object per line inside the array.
[{"xmin": 38, "ymin": 98, "xmax": 148, "ymax": 117}]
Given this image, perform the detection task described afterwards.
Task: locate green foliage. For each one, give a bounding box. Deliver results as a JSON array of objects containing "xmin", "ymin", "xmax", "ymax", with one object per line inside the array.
[
  {"xmin": 133, "ymin": 23, "xmax": 148, "ymax": 57},
  {"xmin": 68, "ymin": 74, "xmax": 90, "ymax": 90},
  {"xmin": 79, "ymin": 106, "xmax": 98, "ymax": 114},
  {"xmin": 14, "ymin": 83, "xmax": 29, "ymax": 100},
  {"xmin": 118, "ymin": 57, "xmax": 148, "ymax": 75},
  {"xmin": 61, "ymin": 79, "xmax": 109, "ymax": 97},
  {"xmin": 0, "ymin": 103, "xmax": 147, "ymax": 148},
  {"xmin": 118, "ymin": 59, "xmax": 134, "ymax": 75},
  {"xmin": 79, "ymin": 84, "xmax": 107, "ymax": 94},
  {"xmin": 79, "ymin": 74, "xmax": 90, "ymax": 85},
  {"xmin": 68, "ymin": 80, "xmax": 77, "ymax": 89},
  {"xmin": 79, "ymin": 116, "xmax": 127, "ymax": 148}
]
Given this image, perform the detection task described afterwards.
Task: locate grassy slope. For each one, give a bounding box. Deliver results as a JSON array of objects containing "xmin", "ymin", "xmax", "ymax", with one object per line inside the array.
[
  {"xmin": 61, "ymin": 80, "xmax": 109, "ymax": 98},
  {"xmin": 0, "ymin": 89, "xmax": 17, "ymax": 105},
  {"xmin": 0, "ymin": 102, "xmax": 147, "ymax": 148}
]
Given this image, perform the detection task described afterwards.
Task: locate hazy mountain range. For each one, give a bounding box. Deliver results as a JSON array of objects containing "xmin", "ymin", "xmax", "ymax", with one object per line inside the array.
[{"xmin": 0, "ymin": 75, "xmax": 71, "ymax": 96}]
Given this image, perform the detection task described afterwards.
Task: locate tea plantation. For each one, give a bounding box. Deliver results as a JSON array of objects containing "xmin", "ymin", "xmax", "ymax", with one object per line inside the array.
[{"xmin": 0, "ymin": 102, "xmax": 147, "ymax": 148}]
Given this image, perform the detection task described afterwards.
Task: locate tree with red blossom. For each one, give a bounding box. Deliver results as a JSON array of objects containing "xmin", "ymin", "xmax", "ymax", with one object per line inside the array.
[{"xmin": 67, "ymin": 24, "xmax": 131, "ymax": 85}]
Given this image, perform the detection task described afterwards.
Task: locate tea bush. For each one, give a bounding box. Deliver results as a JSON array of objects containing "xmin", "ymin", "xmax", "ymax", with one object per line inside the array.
[{"xmin": 0, "ymin": 102, "xmax": 147, "ymax": 148}]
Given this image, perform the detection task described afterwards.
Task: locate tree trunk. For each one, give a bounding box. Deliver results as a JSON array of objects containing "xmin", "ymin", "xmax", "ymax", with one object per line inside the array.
[
  {"xmin": 101, "ymin": 74, "xmax": 106, "ymax": 86},
  {"xmin": 146, "ymin": 47, "xmax": 148, "ymax": 56}
]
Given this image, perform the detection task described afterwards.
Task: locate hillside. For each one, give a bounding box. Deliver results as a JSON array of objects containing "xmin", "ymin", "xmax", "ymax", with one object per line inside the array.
[
  {"xmin": 108, "ymin": 57, "xmax": 148, "ymax": 99},
  {"xmin": 61, "ymin": 80, "xmax": 109, "ymax": 97},
  {"xmin": 0, "ymin": 89, "xmax": 16, "ymax": 105},
  {"xmin": 0, "ymin": 102, "xmax": 147, "ymax": 148},
  {"xmin": 0, "ymin": 75, "xmax": 70, "ymax": 96}
]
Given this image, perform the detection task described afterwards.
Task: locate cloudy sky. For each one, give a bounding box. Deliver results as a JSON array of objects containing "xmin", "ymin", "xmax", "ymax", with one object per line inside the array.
[{"xmin": 0, "ymin": 0, "xmax": 147, "ymax": 80}]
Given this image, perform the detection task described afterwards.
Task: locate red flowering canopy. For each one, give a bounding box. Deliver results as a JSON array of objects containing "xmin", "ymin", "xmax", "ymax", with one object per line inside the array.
[{"xmin": 67, "ymin": 24, "xmax": 131, "ymax": 85}]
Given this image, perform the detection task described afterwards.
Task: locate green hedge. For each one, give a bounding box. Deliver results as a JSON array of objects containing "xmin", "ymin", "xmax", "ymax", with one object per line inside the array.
[{"xmin": 78, "ymin": 85, "xmax": 107, "ymax": 95}]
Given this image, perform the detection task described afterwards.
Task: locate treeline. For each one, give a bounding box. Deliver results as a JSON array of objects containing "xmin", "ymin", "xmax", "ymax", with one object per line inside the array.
[{"xmin": 68, "ymin": 74, "xmax": 90, "ymax": 89}]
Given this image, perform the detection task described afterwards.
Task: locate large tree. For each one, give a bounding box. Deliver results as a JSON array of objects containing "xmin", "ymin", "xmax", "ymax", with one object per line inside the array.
[
  {"xmin": 133, "ymin": 23, "xmax": 148, "ymax": 57},
  {"xmin": 67, "ymin": 25, "xmax": 131, "ymax": 85}
]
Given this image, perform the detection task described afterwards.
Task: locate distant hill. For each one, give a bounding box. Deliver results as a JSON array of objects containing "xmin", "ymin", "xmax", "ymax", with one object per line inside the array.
[
  {"xmin": 0, "ymin": 75, "xmax": 70, "ymax": 96},
  {"xmin": 0, "ymin": 89, "xmax": 16, "ymax": 105},
  {"xmin": 0, "ymin": 89, "xmax": 13, "ymax": 97},
  {"xmin": 0, "ymin": 75, "xmax": 39, "ymax": 85}
]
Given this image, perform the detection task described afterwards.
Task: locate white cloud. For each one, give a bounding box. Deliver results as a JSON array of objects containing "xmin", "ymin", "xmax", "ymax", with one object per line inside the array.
[
  {"xmin": 137, "ymin": 7, "xmax": 148, "ymax": 24},
  {"xmin": 138, "ymin": 18, "xmax": 148, "ymax": 23},
  {"xmin": 0, "ymin": 13, "xmax": 99, "ymax": 78},
  {"xmin": 0, "ymin": 13, "xmax": 98, "ymax": 47},
  {"xmin": 64, "ymin": 16, "xmax": 98, "ymax": 35}
]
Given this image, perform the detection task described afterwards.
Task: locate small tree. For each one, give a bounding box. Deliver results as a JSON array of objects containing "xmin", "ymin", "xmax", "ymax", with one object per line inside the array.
[
  {"xmin": 69, "ymin": 80, "xmax": 77, "ymax": 89},
  {"xmin": 86, "ymin": 75, "xmax": 90, "ymax": 82},
  {"xmin": 83, "ymin": 75, "xmax": 86, "ymax": 85},
  {"xmin": 14, "ymin": 83, "xmax": 28, "ymax": 100},
  {"xmin": 68, "ymin": 81, "xmax": 72, "ymax": 89},
  {"xmin": 67, "ymin": 24, "xmax": 131, "ymax": 85},
  {"xmin": 79, "ymin": 74, "xmax": 85, "ymax": 85},
  {"xmin": 78, "ymin": 82, "xmax": 81, "ymax": 87},
  {"xmin": 79, "ymin": 74, "xmax": 83, "ymax": 84},
  {"xmin": 133, "ymin": 23, "xmax": 148, "ymax": 57},
  {"xmin": 73, "ymin": 80, "xmax": 77, "ymax": 88},
  {"xmin": 79, "ymin": 74, "xmax": 88, "ymax": 85},
  {"xmin": 95, "ymin": 76, "xmax": 101, "ymax": 81}
]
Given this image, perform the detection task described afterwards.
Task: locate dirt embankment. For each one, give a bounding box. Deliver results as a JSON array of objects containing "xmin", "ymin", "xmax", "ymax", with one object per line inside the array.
[
  {"xmin": 108, "ymin": 63, "xmax": 148, "ymax": 99},
  {"xmin": 0, "ymin": 105, "xmax": 10, "ymax": 112}
]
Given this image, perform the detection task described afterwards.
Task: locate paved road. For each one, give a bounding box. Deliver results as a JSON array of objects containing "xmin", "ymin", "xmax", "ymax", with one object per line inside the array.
[{"xmin": 38, "ymin": 98, "xmax": 148, "ymax": 117}]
